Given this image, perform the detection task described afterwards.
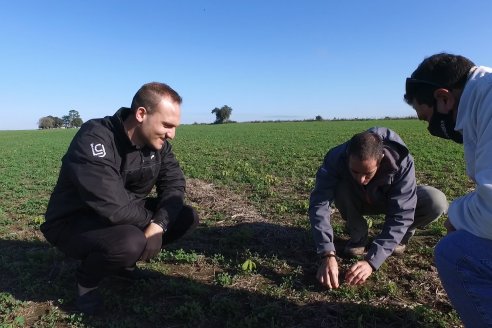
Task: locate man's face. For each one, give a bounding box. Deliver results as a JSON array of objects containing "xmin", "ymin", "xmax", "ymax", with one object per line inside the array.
[
  {"xmin": 411, "ymin": 100, "xmax": 434, "ymax": 123},
  {"xmin": 137, "ymin": 97, "xmax": 181, "ymax": 150},
  {"xmin": 411, "ymin": 96, "xmax": 463, "ymax": 143},
  {"xmin": 348, "ymin": 155, "xmax": 379, "ymax": 186}
]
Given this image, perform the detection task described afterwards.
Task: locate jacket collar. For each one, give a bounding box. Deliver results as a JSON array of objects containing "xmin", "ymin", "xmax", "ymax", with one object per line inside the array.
[{"xmin": 112, "ymin": 107, "xmax": 137, "ymax": 150}]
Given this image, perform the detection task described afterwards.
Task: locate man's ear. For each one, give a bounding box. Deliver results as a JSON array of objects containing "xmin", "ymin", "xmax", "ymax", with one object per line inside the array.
[
  {"xmin": 433, "ymin": 88, "xmax": 456, "ymax": 113},
  {"xmin": 135, "ymin": 107, "xmax": 147, "ymax": 123}
]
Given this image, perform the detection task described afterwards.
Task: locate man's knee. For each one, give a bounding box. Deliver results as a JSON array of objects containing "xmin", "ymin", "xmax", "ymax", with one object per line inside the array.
[
  {"xmin": 114, "ymin": 226, "xmax": 147, "ymax": 266},
  {"xmin": 162, "ymin": 205, "xmax": 199, "ymax": 246},
  {"xmin": 417, "ymin": 185, "xmax": 448, "ymax": 218},
  {"xmin": 180, "ymin": 205, "xmax": 200, "ymax": 230}
]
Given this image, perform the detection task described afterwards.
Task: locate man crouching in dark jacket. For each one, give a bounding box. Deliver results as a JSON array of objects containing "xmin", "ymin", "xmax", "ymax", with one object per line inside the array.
[
  {"xmin": 41, "ymin": 82, "xmax": 199, "ymax": 314},
  {"xmin": 309, "ymin": 127, "xmax": 447, "ymax": 289}
]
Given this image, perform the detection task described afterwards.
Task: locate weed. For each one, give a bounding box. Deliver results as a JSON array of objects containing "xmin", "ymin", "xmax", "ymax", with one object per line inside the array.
[
  {"xmin": 428, "ymin": 219, "xmax": 447, "ymax": 236},
  {"xmin": 215, "ymin": 272, "xmax": 234, "ymax": 286},
  {"xmin": 416, "ymin": 245, "xmax": 434, "ymax": 256},
  {"xmin": 210, "ymin": 253, "xmax": 226, "ymax": 266},
  {"xmin": 154, "ymin": 249, "xmax": 198, "ymax": 264},
  {"xmin": 332, "ymin": 222, "xmax": 346, "ymax": 235},
  {"xmin": 0, "ymin": 292, "xmax": 24, "ymax": 322}
]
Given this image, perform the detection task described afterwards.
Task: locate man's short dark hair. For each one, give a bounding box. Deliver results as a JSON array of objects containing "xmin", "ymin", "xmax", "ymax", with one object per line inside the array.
[
  {"xmin": 131, "ymin": 82, "xmax": 182, "ymax": 114},
  {"xmin": 347, "ymin": 131, "xmax": 383, "ymax": 162},
  {"xmin": 404, "ymin": 53, "xmax": 475, "ymax": 107}
]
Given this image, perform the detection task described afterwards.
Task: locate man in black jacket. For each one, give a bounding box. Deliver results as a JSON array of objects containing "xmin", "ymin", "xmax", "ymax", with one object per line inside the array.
[{"xmin": 41, "ymin": 82, "xmax": 199, "ymax": 314}]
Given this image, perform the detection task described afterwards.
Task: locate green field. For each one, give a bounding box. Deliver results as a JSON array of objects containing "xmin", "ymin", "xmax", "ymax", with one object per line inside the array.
[{"xmin": 0, "ymin": 120, "xmax": 467, "ymax": 327}]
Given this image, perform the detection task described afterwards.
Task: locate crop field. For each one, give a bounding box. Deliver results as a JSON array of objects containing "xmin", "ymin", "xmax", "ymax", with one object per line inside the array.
[{"xmin": 0, "ymin": 119, "xmax": 468, "ymax": 327}]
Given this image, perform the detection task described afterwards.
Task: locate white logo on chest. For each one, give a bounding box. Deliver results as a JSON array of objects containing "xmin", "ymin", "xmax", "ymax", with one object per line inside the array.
[{"xmin": 90, "ymin": 143, "xmax": 106, "ymax": 158}]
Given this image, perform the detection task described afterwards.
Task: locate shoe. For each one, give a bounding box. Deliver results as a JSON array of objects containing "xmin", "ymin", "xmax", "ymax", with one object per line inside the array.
[
  {"xmin": 76, "ymin": 288, "xmax": 103, "ymax": 315},
  {"xmin": 113, "ymin": 266, "xmax": 161, "ymax": 281},
  {"xmin": 344, "ymin": 237, "xmax": 368, "ymax": 257},
  {"xmin": 393, "ymin": 243, "xmax": 406, "ymax": 256},
  {"xmin": 400, "ymin": 228, "xmax": 416, "ymax": 245}
]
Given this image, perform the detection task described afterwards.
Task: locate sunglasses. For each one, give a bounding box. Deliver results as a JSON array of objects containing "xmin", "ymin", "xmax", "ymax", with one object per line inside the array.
[{"xmin": 405, "ymin": 77, "xmax": 448, "ymax": 89}]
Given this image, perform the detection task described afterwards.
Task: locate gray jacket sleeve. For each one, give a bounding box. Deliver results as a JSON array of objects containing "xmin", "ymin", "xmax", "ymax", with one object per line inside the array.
[
  {"xmin": 365, "ymin": 155, "xmax": 417, "ymax": 269},
  {"xmin": 308, "ymin": 147, "xmax": 344, "ymax": 256}
]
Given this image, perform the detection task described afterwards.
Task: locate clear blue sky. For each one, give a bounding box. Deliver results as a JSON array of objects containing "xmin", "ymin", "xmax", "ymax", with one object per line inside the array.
[{"xmin": 1, "ymin": 0, "xmax": 491, "ymax": 130}]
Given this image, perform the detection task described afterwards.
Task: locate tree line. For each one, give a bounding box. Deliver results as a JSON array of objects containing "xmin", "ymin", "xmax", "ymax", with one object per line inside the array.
[
  {"xmin": 40, "ymin": 105, "xmax": 412, "ymax": 129},
  {"xmin": 39, "ymin": 110, "xmax": 83, "ymax": 129},
  {"xmin": 40, "ymin": 105, "xmax": 233, "ymax": 129}
]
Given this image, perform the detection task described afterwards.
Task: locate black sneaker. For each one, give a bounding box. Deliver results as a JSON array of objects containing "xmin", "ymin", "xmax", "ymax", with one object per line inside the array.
[
  {"xmin": 76, "ymin": 288, "xmax": 103, "ymax": 315},
  {"xmin": 113, "ymin": 266, "xmax": 161, "ymax": 281}
]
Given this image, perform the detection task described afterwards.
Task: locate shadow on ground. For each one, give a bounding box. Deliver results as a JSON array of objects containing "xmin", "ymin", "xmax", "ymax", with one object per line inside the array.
[{"xmin": 0, "ymin": 223, "xmax": 434, "ymax": 328}]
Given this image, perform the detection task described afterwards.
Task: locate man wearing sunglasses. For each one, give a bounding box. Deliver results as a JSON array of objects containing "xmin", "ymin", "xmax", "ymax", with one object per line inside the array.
[{"xmin": 404, "ymin": 53, "xmax": 492, "ymax": 327}]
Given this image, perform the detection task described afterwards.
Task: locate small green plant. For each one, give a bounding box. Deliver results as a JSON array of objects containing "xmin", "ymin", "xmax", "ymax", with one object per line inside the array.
[
  {"xmin": 66, "ymin": 313, "xmax": 84, "ymax": 326},
  {"xmin": 0, "ymin": 292, "xmax": 24, "ymax": 321},
  {"xmin": 331, "ymin": 285, "xmax": 359, "ymax": 300},
  {"xmin": 215, "ymin": 272, "xmax": 234, "ymax": 286},
  {"xmin": 383, "ymin": 280, "xmax": 398, "ymax": 296},
  {"xmin": 32, "ymin": 307, "xmax": 63, "ymax": 327},
  {"xmin": 241, "ymin": 259, "xmax": 257, "ymax": 272},
  {"xmin": 32, "ymin": 215, "xmax": 45, "ymax": 226},
  {"xmin": 413, "ymin": 305, "xmax": 459, "ymax": 327},
  {"xmin": 155, "ymin": 249, "xmax": 198, "ymax": 264},
  {"xmin": 332, "ymin": 222, "xmax": 346, "ymax": 235},
  {"xmin": 210, "ymin": 253, "xmax": 226, "ymax": 266},
  {"xmin": 416, "ymin": 245, "xmax": 434, "ymax": 256},
  {"xmin": 428, "ymin": 220, "xmax": 447, "ymax": 236}
]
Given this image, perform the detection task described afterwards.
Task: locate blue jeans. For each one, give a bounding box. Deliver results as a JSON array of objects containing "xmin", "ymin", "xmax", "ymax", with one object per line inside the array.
[{"xmin": 434, "ymin": 230, "xmax": 492, "ymax": 327}]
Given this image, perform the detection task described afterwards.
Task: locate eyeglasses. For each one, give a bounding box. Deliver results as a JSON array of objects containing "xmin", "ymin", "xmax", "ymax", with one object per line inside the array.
[{"xmin": 405, "ymin": 77, "xmax": 447, "ymax": 89}]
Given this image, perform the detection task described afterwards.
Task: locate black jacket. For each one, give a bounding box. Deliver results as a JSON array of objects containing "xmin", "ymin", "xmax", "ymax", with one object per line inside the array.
[{"xmin": 41, "ymin": 108, "xmax": 186, "ymax": 245}]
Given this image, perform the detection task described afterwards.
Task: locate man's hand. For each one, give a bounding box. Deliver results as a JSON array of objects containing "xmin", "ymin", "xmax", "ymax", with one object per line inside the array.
[
  {"xmin": 140, "ymin": 222, "xmax": 164, "ymax": 261},
  {"xmin": 443, "ymin": 218, "xmax": 456, "ymax": 234},
  {"xmin": 345, "ymin": 260, "xmax": 373, "ymax": 286},
  {"xmin": 316, "ymin": 254, "xmax": 339, "ymax": 289}
]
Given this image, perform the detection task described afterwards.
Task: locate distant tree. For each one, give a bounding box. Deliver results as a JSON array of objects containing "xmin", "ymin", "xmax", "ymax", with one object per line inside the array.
[
  {"xmin": 72, "ymin": 117, "xmax": 83, "ymax": 128},
  {"xmin": 315, "ymin": 115, "xmax": 323, "ymax": 121},
  {"xmin": 39, "ymin": 111, "xmax": 83, "ymax": 129},
  {"xmin": 62, "ymin": 115, "xmax": 71, "ymax": 128},
  {"xmin": 211, "ymin": 105, "xmax": 233, "ymax": 124},
  {"xmin": 68, "ymin": 109, "xmax": 80, "ymax": 122},
  {"xmin": 38, "ymin": 116, "xmax": 55, "ymax": 129},
  {"xmin": 48, "ymin": 115, "xmax": 64, "ymax": 128}
]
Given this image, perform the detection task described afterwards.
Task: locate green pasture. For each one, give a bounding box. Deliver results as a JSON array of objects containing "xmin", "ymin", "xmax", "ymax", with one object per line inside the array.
[{"xmin": 0, "ymin": 120, "xmax": 465, "ymax": 327}]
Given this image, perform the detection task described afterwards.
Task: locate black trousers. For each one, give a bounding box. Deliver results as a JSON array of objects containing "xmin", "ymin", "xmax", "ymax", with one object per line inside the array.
[{"xmin": 55, "ymin": 204, "xmax": 199, "ymax": 288}]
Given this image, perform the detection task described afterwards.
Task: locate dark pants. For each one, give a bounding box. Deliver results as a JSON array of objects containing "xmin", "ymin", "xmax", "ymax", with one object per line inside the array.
[
  {"xmin": 55, "ymin": 204, "xmax": 199, "ymax": 288},
  {"xmin": 335, "ymin": 183, "xmax": 448, "ymax": 244}
]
